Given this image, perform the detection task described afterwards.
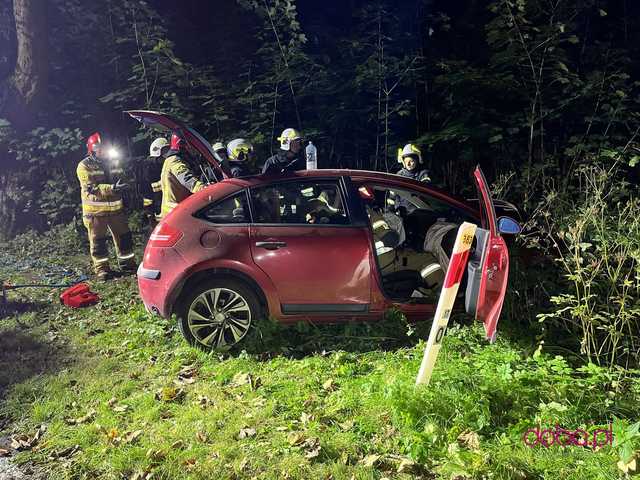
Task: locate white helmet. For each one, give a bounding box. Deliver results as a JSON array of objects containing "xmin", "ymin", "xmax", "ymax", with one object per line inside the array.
[
  {"xmin": 227, "ymin": 138, "xmax": 253, "ymax": 161},
  {"xmin": 149, "ymin": 137, "xmax": 169, "ymax": 158},
  {"xmin": 277, "ymin": 128, "xmax": 302, "ymax": 151},
  {"xmin": 397, "ymin": 143, "xmax": 422, "ymax": 164},
  {"xmin": 212, "ymin": 141, "xmax": 225, "ymax": 152}
]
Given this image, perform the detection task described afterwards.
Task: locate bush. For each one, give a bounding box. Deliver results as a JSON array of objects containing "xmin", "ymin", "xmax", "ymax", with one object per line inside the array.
[{"xmin": 534, "ymin": 163, "xmax": 640, "ymax": 367}]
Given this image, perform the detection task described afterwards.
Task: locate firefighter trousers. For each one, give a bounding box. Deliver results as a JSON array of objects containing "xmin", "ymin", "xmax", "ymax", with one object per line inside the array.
[{"xmin": 82, "ymin": 214, "xmax": 136, "ymax": 274}]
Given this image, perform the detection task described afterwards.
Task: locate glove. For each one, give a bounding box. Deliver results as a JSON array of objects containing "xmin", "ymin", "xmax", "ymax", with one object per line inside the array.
[{"xmin": 112, "ymin": 179, "xmax": 129, "ymax": 192}]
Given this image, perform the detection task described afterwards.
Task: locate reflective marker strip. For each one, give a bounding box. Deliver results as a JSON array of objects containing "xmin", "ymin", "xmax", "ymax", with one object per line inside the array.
[
  {"xmin": 83, "ymin": 199, "xmax": 123, "ymax": 211},
  {"xmin": 416, "ymin": 221, "xmax": 477, "ymax": 386},
  {"xmin": 94, "ymin": 257, "xmax": 110, "ymax": 264},
  {"xmin": 143, "ymin": 198, "xmax": 153, "ymax": 207},
  {"xmin": 118, "ymin": 253, "xmax": 135, "ymax": 260},
  {"xmin": 151, "ymin": 181, "xmax": 162, "ymax": 192}
]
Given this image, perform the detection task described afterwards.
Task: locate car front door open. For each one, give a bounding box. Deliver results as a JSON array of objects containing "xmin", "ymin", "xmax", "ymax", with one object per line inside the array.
[{"xmin": 465, "ymin": 167, "xmax": 509, "ymax": 341}]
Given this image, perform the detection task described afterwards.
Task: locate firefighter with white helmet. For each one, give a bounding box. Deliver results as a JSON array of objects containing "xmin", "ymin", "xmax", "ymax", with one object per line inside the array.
[
  {"xmin": 392, "ymin": 143, "xmax": 430, "ymax": 215},
  {"xmin": 139, "ymin": 137, "xmax": 168, "ymax": 228},
  {"xmin": 262, "ymin": 127, "xmax": 305, "ymax": 175},
  {"xmin": 397, "ymin": 143, "xmax": 430, "ymax": 182},
  {"xmin": 212, "ymin": 141, "xmax": 229, "ymax": 164},
  {"xmin": 159, "ymin": 133, "xmax": 207, "ymax": 218},
  {"xmin": 77, "ymin": 132, "xmax": 136, "ymax": 280},
  {"xmin": 227, "ymin": 138, "xmax": 254, "ymax": 177}
]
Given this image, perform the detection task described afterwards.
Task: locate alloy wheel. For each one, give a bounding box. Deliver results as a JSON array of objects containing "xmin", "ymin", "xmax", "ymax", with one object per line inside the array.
[{"xmin": 187, "ymin": 287, "xmax": 252, "ymax": 348}]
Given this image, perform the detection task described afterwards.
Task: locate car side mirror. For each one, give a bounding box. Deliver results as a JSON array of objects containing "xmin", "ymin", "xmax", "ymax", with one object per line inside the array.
[{"xmin": 498, "ymin": 216, "xmax": 521, "ymax": 235}]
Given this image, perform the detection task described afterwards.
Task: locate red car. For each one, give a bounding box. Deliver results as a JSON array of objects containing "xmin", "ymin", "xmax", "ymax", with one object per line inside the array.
[{"xmin": 130, "ymin": 111, "xmax": 520, "ymax": 350}]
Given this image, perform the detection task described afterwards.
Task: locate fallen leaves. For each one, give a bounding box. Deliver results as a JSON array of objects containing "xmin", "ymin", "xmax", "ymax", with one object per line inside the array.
[
  {"xmin": 286, "ymin": 432, "xmax": 322, "ymax": 460},
  {"xmin": 230, "ymin": 372, "xmax": 262, "ymax": 390},
  {"xmin": 0, "ymin": 448, "xmax": 10, "ymax": 457},
  {"xmin": 360, "ymin": 454, "xmax": 381, "ymax": 467},
  {"xmin": 10, "ymin": 425, "xmax": 45, "ymax": 451},
  {"xmin": 124, "ymin": 430, "xmax": 143, "ymax": 444},
  {"xmin": 48, "ymin": 444, "xmax": 81, "ymax": 460},
  {"xmin": 322, "ymin": 378, "xmax": 335, "ymax": 391},
  {"xmin": 237, "ymin": 427, "xmax": 256, "ymax": 439},
  {"xmin": 176, "ymin": 365, "xmax": 198, "ymax": 385},
  {"xmin": 155, "ymin": 386, "xmax": 185, "ymax": 402},
  {"xmin": 65, "ymin": 409, "xmax": 96, "ymax": 425},
  {"xmin": 457, "ymin": 430, "xmax": 480, "ymax": 451}
]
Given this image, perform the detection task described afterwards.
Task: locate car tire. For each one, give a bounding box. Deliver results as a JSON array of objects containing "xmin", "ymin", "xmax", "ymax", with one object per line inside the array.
[{"xmin": 177, "ymin": 277, "xmax": 261, "ymax": 351}]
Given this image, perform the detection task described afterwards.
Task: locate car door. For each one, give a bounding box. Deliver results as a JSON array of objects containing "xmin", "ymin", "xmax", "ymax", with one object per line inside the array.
[
  {"xmin": 126, "ymin": 110, "xmax": 231, "ymax": 179},
  {"xmin": 465, "ymin": 166, "xmax": 509, "ymax": 342},
  {"xmin": 249, "ymin": 177, "xmax": 372, "ymax": 314}
]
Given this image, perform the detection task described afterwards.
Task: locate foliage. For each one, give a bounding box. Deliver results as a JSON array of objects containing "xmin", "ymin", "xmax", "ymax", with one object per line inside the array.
[{"xmin": 535, "ymin": 162, "xmax": 640, "ymax": 368}]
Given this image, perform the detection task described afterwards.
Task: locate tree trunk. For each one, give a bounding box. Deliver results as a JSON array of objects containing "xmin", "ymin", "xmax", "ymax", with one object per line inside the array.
[{"xmin": 1, "ymin": 0, "xmax": 48, "ymax": 129}]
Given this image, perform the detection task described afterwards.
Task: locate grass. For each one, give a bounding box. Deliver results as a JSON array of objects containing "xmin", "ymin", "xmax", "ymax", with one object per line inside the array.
[{"xmin": 0, "ymin": 224, "xmax": 639, "ymax": 479}]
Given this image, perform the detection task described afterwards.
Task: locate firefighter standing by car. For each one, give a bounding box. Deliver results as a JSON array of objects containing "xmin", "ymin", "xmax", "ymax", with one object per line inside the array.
[
  {"xmin": 77, "ymin": 132, "xmax": 136, "ymax": 280},
  {"xmin": 227, "ymin": 138, "xmax": 254, "ymax": 177},
  {"xmin": 159, "ymin": 133, "xmax": 207, "ymax": 218},
  {"xmin": 139, "ymin": 137, "xmax": 169, "ymax": 228},
  {"xmin": 396, "ymin": 143, "xmax": 430, "ymax": 182},
  {"xmin": 262, "ymin": 128, "xmax": 305, "ymax": 175},
  {"xmin": 393, "ymin": 143, "xmax": 431, "ymax": 214}
]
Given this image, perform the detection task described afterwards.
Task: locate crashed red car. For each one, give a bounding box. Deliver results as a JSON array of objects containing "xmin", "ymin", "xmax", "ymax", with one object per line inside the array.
[{"xmin": 129, "ymin": 111, "xmax": 520, "ymax": 350}]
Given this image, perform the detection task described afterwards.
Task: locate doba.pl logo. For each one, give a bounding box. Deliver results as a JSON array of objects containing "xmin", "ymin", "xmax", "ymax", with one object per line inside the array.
[{"xmin": 523, "ymin": 424, "xmax": 613, "ymax": 449}]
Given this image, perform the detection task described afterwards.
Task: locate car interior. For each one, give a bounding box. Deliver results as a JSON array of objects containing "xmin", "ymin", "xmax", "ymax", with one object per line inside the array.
[{"xmin": 358, "ymin": 184, "xmax": 476, "ymax": 303}]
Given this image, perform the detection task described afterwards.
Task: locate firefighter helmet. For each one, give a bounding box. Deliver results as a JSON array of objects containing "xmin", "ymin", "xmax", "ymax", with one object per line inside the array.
[
  {"xmin": 397, "ymin": 143, "xmax": 422, "ymax": 164},
  {"xmin": 87, "ymin": 132, "xmax": 102, "ymax": 155},
  {"xmin": 170, "ymin": 133, "xmax": 184, "ymax": 151},
  {"xmin": 277, "ymin": 128, "xmax": 302, "ymax": 151},
  {"xmin": 227, "ymin": 138, "xmax": 253, "ymax": 161},
  {"xmin": 212, "ymin": 142, "xmax": 226, "ymax": 152},
  {"xmin": 149, "ymin": 137, "xmax": 169, "ymax": 157}
]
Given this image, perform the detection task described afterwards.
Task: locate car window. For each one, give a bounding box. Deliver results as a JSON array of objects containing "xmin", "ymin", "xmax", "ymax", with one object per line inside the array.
[
  {"xmin": 357, "ymin": 184, "xmax": 472, "ymax": 222},
  {"xmin": 198, "ymin": 191, "xmax": 249, "ymax": 224},
  {"xmin": 251, "ymin": 180, "xmax": 350, "ymax": 225}
]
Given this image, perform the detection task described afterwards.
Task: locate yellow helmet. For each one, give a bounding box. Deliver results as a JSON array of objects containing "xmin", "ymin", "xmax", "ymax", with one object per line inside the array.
[
  {"xmin": 277, "ymin": 128, "xmax": 302, "ymax": 151},
  {"xmin": 227, "ymin": 138, "xmax": 253, "ymax": 161},
  {"xmin": 398, "ymin": 143, "xmax": 422, "ymax": 164}
]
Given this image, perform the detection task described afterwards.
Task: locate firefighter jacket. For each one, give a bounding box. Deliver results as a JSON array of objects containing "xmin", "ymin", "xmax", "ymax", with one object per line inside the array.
[
  {"xmin": 160, "ymin": 151, "xmax": 206, "ymax": 218},
  {"xmin": 393, "ymin": 167, "xmax": 431, "ymax": 214},
  {"xmin": 261, "ymin": 150, "xmax": 304, "ymax": 175},
  {"xmin": 397, "ymin": 167, "xmax": 430, "ymax": 183},
  {"xmin": 77, "ymin": 155, "xmax": 124, "ymax": 217},
  {"xmin": 230, "ymin": 160, "xmax": 251, "ymax": 178},
  {"xmin": 137, "ymin": 155, "xmax": 164, "ymax": 214}
]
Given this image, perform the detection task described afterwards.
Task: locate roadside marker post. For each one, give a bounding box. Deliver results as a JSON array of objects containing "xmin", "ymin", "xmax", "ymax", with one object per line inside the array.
[{"xmin": 416, "ymin": 222, "xmax": 477, "ymax": 386}]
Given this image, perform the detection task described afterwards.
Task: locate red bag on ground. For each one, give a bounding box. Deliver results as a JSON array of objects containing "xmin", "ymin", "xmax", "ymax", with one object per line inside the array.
[{"xmin": 59, "ymin": 283, "xmax": 99, "ymax": 308}]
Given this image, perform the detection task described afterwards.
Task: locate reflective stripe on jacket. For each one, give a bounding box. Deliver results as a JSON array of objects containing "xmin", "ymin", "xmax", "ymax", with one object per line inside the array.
[
  {"xmin": 77, "ymin": 156, "xmax": 123, "ymax": 217},
  {"xmin": 160, "ymin": 154, "xmax": 206, "ymax": 218}
]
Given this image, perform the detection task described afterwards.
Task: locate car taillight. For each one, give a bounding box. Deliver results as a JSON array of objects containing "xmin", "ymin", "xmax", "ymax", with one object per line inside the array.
[{"xmin": 149, "ymin": 223, "xmax": 183, "ymax": 247}]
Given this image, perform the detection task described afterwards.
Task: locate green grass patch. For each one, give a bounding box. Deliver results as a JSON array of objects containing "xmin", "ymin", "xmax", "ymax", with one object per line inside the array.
[{"xmin": 1, "ymin": 229, "xmax": 639, "ymax": 479}]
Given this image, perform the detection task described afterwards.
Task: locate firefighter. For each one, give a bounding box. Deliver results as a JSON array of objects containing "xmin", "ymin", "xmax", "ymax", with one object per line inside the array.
[
  {"xmin": 262, "ymin": 128, "xmax": 305, "ymax": 175},
  {"xmin": 140, "ymin": 137, "xmax": 168, "ymax": 228},
  {"xmin": 227, "ymin": 138, "xmax": 254, "ymax": 177},
  {"xmin": 77, "ymin": 132, "xmax": 136, "ymax": 280},
  {"xmin": 159, "ymin": 133, "xmax": 207, "ymax": 218},
  {"xmin": 393, "ymin": 143, "xmax": 430, "ymax": 215},
  {"xmin": 212, "ymin": 142, "xmax": 228, "ymax": 164},
  {"xmin": 396, "ymin": 143, "xmax": 430, "ymax": 182}
]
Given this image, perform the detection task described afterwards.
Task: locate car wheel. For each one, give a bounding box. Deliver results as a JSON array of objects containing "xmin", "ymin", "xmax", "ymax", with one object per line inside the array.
[{"xmin": 177, "ymin": 278, "xmax": 260, "ymax": 350}]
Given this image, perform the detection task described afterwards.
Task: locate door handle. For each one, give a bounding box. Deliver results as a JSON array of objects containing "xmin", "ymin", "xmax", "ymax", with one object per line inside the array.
[{"xmin": 255, "ymin": 241, "xmax": 287, "ymax": 250}]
